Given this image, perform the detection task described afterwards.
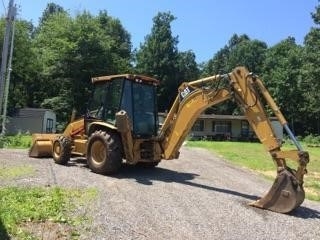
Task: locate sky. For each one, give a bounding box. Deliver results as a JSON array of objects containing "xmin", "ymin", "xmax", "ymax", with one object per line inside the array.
[{"xmin": 1, "ymin": 0, "xmax": 319, "ymax": 63}]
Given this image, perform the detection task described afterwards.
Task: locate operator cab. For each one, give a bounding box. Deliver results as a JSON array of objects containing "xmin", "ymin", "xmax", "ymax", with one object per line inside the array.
[{"xmin": 88, "ymin": 74, "xmax": 159, "ymax": 138}]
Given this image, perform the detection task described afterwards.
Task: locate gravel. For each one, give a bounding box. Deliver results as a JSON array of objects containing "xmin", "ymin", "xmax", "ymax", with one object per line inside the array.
[{"xmin": 1, "ymin": 147, "xmax": 320, "ymax": 240}]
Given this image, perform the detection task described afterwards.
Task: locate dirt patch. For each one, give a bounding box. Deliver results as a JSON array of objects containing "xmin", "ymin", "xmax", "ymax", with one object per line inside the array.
[{"xmin": 20, "ymin": 221, "xmax": 75, "ymax": 240}]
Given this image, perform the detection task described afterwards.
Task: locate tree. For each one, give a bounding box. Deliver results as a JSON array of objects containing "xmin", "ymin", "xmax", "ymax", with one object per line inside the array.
[
  {"xmin": 97, "ymin": 11, "xmax": 132, "ymax": 72},
  {"xmin": 301, "ymin": 2, "xmax": 320, "ymax": 134},
  {"xmin": 31, "ymin": 10, "xmax": 74, "ymax": 123},
  {"xmin": 135, "ymin": 12, "xmax": 179, "ymax": 111},
  {"xmin": 30, "ymin": 8, "xmax": 132, "ymax": 126},
  {"xmin": 0, "ymin": 19, "xmax": 42, "ymax": 113},
  {"xmin": 201, "ymin": 34, "xmax": 267, "ymax": 115},
  {"xmin": 176, "ymin": 50, "xmax": 199, "ymax": 82},
  {"xmin": 38, "ymin": 2, "xmax": 66, "ymax": 26},
  {"xmin": 202, "ymin": 34, "xmax": 267, "ymax": 75},
  {"xmin": 311, "ymin": 2, "xmax": 320, "ymax": 24},
  {"xmin": 226, "ymin": 38, "xmax": 267, "ymax": 74},
  {"xmin": 60, "ymin": 11, "xmax": 132, "ymax": 117},
  {"xmin": 262, "ymin": 37, "xmax": 304, "ymax": 134},
  {"xmin": 201, "ymin": 47, "xmax": 229, "ymax": 77}
]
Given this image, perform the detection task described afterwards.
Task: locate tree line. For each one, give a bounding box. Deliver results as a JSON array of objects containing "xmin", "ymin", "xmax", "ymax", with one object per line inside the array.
[{"xmin": 0, "ymin": 2, "xmax": 319, "ymax": 135}]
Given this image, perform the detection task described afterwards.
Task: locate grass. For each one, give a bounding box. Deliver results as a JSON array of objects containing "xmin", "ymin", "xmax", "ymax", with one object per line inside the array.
[
  {"xmin": 186, "ymin": 140, "xmax": 320, "ymax": 201},
  {"xmin": 0, "ymin": 134, "xmax": 32, "ymax": 149},
  {"xmin": 0, "ymin": 134, "xmax": 99, "ymax": 238},
  {"xmin": 0, "ymin": 165, "xmax": 34, "ymax": 180},
  {"xmin": 0, "ymin": 156, "xmax": 96, "ymax": 239},
  {"xmin": 0, "ymin": 186, "xmax": 97, "ymax": 239},
  {"xmin": 0, "ymin": 152, "xmax": 97, "ymax": 239}
]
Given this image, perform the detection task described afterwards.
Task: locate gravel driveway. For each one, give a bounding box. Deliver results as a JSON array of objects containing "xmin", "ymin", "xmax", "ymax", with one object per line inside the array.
[{"xmin": 1, "ymin": 147, "xmax": 320, "ymax": 240}]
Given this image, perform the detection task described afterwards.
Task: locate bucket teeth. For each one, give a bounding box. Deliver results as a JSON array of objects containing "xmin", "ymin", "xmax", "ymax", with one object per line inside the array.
[{"xmin": 249, "ymin": 168, "xmax": 305, "ymax": 213}]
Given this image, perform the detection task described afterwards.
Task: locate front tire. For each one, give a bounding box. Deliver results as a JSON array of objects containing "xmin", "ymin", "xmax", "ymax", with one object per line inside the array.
[
  {"xmin": 87, "ymin": 130, "xmax": 123, "ymax": 175},
  {"xmin": 52, "ymin": 136, "xmax": 71, "ymax": 165}
]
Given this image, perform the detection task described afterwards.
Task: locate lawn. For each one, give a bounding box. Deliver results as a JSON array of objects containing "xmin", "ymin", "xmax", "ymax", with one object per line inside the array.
[
  {"xmin": 0, "ymin": 134, "xmax": 32, "ymax": 149},
  {"xmin": 0, "ymin": 135, "xmax": 97, "ymax": 239},
  {"xmin": 0, "ymin": 186, "xmax": 96, "ymax": 239},
  {"xmin": 186, "ymin": 140, "xmax": 320, "ymax": 201}
]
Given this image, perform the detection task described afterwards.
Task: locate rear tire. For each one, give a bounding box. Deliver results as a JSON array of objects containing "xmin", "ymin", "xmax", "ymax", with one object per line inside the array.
[
  {"xmin": 52, "ymin": 136, "xmax": 71, "ymax": 165},
  {"xmin": 87, "ymin": 130, "xmax": 123, "ymax": 175}
]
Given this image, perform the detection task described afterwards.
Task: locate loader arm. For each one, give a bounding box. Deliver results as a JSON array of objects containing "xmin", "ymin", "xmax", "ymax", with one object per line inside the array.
[
  {"xmin": 159, "ymin": 66, "xmax": 309, "ymax": 213},
  {"xmin": 29, "ymin": 117, "xmax": 85, "ymax": 158}
]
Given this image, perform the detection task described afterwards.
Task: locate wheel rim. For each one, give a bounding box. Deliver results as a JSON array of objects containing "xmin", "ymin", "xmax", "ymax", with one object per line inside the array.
[
  {"xmin": 91, "ymin": 140, "xmax": 107, "ymax": 165},
  {"xmin": 53, "ymin": 141, "xmax": 61, "ymax": 158}
]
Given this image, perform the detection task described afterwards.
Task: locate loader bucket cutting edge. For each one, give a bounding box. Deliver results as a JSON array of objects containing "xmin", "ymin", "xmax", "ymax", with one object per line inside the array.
[
  {"xmin": 28, "ymin": 134, "xmax": 59, "ymax": 158},
  {"xmin": 249, "ymin": 167, "xmax": 305, "ymax": 213}
]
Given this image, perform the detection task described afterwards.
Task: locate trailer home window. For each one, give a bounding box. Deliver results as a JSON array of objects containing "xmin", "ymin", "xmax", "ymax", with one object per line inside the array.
[
  {"xmin": 192, "ymin": 120, "xmax": 204, "ymax": 131},
  {"xmin": 241, "ymin": 120, "xmax": 249, "ymax": 137},
  {"xmin": 212, "ymin": 121, "xmax": 231, "ymax": 133}
]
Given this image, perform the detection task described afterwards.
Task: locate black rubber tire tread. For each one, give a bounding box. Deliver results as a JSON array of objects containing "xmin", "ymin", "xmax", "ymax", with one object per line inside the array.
[
  {"xmin": 87, "ymin": 130, "xmax": 123, "ymax": 175},
  {"xmin": 52, "ymin": 135, "xmax": 71, "ymax": 165}
]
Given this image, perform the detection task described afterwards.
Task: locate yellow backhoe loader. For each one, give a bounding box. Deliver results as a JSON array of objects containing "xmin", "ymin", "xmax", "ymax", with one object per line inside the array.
[{"xmin": 29, "ymin": 67, "xmax": 309, "ymax": 213}]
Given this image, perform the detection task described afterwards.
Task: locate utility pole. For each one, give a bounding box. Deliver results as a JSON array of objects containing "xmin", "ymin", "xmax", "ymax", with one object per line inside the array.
[{"xmin": 0, "ymin": 0, "xmax": 16, "ymax": 135}]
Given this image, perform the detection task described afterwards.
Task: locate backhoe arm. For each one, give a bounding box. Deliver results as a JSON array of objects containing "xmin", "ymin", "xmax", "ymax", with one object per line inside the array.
[
  {"xmin": 230, "ymin": 68, "xmax": 308, "ymax": 182},
  {"xmin": 159, "ymin": 66, "xmax": 309, "ymax": 213},
  {"xmin": 159, "ymin": 74, "xmax": 231, "ymax": 159}
]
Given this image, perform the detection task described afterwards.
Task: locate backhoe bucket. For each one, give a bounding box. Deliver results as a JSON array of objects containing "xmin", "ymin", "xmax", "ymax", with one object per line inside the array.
[
  {"xmin": 29, "ymin": 134, "xmax": 58, "ymax": 157},
  {"xmin": 250, "ymin": 167, "xmax": 305, "ymax": 213}
]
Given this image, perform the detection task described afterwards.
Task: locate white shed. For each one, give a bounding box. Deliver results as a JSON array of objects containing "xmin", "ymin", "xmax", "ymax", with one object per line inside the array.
[{"xmin": 6, "ymin": 108, "xmax": 56, "ymax": 134}]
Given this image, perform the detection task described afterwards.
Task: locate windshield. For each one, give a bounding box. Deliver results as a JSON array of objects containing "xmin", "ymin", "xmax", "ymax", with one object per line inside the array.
[
  {"xmin": 131, "ymin": 82, "xmax": 158, "ymax": 137},
  {"xmin": 89, "ymin": 83, "xmax": 106, "ymax": 119},
  {"xmin": 89, "ymin": 79, "xmax": 123, "ymax": 123},
  {"xmin": 88, "ymin": 77, "xmax": 158, "ymax": 136}
]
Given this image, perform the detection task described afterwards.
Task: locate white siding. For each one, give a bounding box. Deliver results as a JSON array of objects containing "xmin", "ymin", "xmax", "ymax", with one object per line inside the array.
[
  {"xmin": 189, "ymin": 118, "xmax": 283, "ymax": 141},
  {"xmin": 6, "ymin": 116, "xmax": 43, "ymax": 134},
  {"xmin": 6, "ymin": 108, "xmax": 56, "ymax": 134}
]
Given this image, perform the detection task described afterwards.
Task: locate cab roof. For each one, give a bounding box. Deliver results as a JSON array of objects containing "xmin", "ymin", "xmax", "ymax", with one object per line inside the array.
[{"xmin": 92, "ymin": 74, "xmax": 159, "ymax": 86}]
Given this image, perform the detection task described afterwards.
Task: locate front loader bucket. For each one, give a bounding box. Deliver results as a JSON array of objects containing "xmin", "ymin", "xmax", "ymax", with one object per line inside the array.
[
  {"xmin": 29, "ymin": 134, "xmax": 58, "ymax": 158},
  {"xmin": 250, "ymin": 167, "xmax": 305, "ymax": 213}
]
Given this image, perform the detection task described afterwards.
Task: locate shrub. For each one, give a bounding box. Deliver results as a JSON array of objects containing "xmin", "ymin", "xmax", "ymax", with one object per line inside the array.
[
  {"xmin": 303, "ymin": 134, "xmax": 320, "ymax": 146},
  {"xmin": 1, "ymin": 133, "xmax": 32, "ymax": 149}
]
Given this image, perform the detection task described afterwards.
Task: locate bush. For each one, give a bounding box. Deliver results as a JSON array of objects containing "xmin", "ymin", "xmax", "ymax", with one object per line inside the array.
[
  {"xmin": 303, "ymin": 134, "xmax": 320, "ymax": 146},
  {"xmin": 0, "ymin": 136, "xmax": 5, "ymax": 148},
  {"xmin": 1, "ymin": 133, "xmax": 32, "ymax": 149}
]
